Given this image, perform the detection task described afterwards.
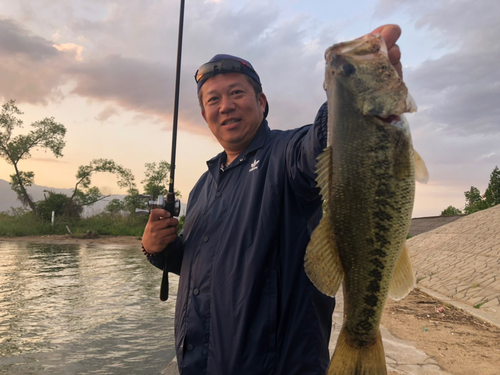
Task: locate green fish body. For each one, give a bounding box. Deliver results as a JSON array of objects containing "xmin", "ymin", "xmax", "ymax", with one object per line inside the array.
[{"xmin": 305, "ymin": 34, "xmax": 428, "ymax": 375}]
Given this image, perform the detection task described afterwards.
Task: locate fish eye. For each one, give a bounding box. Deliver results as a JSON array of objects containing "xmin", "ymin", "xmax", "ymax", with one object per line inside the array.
[{"xmin": 342, "ymin": 63, "xmax": 356, "ymax": 77}]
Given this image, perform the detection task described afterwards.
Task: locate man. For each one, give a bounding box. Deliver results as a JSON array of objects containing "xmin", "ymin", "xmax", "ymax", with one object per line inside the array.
[{"xmin": 142, "ymin": 25, "xmax": 404, "ymax": 375}]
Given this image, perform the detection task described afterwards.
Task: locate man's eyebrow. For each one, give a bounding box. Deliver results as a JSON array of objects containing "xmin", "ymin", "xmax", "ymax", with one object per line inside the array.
[{"xmin": 205, "ymin": 83, "xmax": 245, "ymax": 97}]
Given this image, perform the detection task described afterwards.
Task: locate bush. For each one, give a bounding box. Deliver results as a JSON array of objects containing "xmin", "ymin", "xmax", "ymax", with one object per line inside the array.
[
  {"xmin": 0, "ymin": 211, "xmax": 52, "ymax": 236},
  {"xmin": 440, "ymin": 206, "xmax": 462, "ymax": 216},
  {"xmin": 37, "ymin": 191, "xmax": 70, "ymax": 221}
]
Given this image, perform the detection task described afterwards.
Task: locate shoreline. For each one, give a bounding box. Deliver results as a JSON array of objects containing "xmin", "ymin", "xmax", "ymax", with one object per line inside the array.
[{"xmin": 0, "ymin": 234, "xmax": 142, "ymax": 247}]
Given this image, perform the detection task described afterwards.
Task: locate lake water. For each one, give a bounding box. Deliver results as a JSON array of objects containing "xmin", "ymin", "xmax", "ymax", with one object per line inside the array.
[{"xmin": 0, "ymin": 240, "xmax": 178, "ymax": 374}]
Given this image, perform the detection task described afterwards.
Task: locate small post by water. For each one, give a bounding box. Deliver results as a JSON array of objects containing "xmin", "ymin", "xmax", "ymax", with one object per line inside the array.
[{"xmin": 51, "ymin": 211, "xmax": 55, "ymax": 227}]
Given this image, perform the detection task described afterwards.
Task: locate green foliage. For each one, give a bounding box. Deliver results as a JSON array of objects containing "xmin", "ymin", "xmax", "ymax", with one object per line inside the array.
[
  {"xmin": 0, "ymin": 100, "xmax": 66, "ymax": 215},
  {"xmin": 105, "ymin": 199, "xmax": 126, "ymax": 215},
  {"xmin": 74, "ymin": 186, "xmax": 103, "ymax": 206},
  {"xmin": 123, "ymin": 187, "xmax": 147, "ymax": 215},
  {"xmin": 178, "ymin": 215, "xmax": 186, "ymax": 233},
  {"xmin": 75, "ymin": 213, "xmax": 148, "ymax": 236},
  {"xmin": 440, "ymin": 206, "xmax": 462, "ymax": 216},
  {"xmin": 0, "ymin": 210, "xmax": 148, "ymax": 237},
  {"xmin": 464, "ymin": 186, "xmax": 489, "ymax": 214},
  {"xmin": 0, "ymin": 211, "xmax": 52, "ymax": 236},
  {"xmin": 71, "ymin": 158, "xmax": 136, "ymax": 205},
  {"xmin": 142, "ymin": 160, "xmax": 169, "ymax": 199},
  {"xmin": 484, "ymin": 166, "xmax": 500, "ymax": 207},
  {"xmin": 37, "ymin": 191, "xmax": 70, "ymax": 221},
  {"xmin": 462, "ymin": 166, "xmax": 500, "ymax": 214},
  {"xmin": 473, "ymin": 300, "xmax": 489, "ymax": 309},
  {"xmin": 64, "ymin": 158, "xmax": 138, "ymax": 218},
  {"xmin": 141, "ymin": 160, "xmax": 181, "ymax": 200},
  {"xmin": 10, "ymin": 170, "xmax": 35, "ymax": 205}
]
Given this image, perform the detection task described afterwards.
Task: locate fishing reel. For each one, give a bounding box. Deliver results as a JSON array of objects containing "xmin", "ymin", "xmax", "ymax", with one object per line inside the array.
[
  {"xmin": 135, "ymin": 192, "xmax": 181, "ymax": 217},
  {"xmin": 136, "ymin": 191, "xmax": 181, "ymax": 302}
]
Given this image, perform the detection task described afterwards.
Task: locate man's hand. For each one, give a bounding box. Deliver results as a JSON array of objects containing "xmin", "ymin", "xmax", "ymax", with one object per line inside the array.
[
  {"xmin": 142, "ymin": 209, "xmax": 179, "ymax": 254},
  {"xmin": 370, "ymin": 24, "xmax": 403, "ymax": 78}
]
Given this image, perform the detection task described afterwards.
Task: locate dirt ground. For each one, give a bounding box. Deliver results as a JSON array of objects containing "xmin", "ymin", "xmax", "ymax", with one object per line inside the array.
[
  {"xmin": 383, "ymin": 288, "xmax": 500, "ymax": 375},
  {"xmin": 3, "ymin": 236, "xmax": 500, "ymax": 375}
]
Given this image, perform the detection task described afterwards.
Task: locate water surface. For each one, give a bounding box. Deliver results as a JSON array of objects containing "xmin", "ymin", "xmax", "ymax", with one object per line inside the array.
[{"xmin": 0, "ymin": 241, "xmax": 177, "ymax": 374}]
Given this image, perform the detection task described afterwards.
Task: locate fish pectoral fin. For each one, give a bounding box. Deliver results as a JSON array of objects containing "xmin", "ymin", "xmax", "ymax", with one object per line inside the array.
[
  {"xmin": 304, "ymin": 147, "xmax": 343, "ymax": 297},
  {"xmin": 388, "ymin": 243, "xmax": 415, "ymax": 300},
  {"xmin": 304, "ymin": 216, "xmax": 343, "ymax": 297},
  {"xmin": 413, "ymin": 149, "xmax": 429, "ymax": 184}
]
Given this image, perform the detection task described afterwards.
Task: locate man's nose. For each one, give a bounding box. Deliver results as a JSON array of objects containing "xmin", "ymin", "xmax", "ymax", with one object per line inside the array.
[{"xmin": 220, "ymin": 95, "xmax": 235, "ymax": 113}]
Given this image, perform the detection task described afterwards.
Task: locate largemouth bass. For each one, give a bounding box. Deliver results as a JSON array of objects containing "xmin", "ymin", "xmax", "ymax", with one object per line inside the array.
[{"xmin": 304, "ymin": 34, "xmax": 428, "ymax": 375}]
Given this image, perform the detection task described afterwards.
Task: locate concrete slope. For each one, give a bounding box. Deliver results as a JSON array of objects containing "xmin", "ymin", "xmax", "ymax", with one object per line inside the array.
[{"xmin": 408, "ymin": 204, "xmax": 500, "ymax": 325}]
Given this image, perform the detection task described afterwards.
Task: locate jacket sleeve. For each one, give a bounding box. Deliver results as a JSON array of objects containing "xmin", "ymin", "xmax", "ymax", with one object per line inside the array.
[
  {"xmin": 147, "ymin": 235, "xmax": 184, "ymax": 275},
  {"xmin": 285, "ymin": 102, "xmax": 328, "ymax": 205}
]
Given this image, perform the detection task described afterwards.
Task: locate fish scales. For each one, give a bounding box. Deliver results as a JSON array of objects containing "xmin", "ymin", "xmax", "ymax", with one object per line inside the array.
[
  {"xmin": 330, "ymin": 118, "xmax": 414, "ymax": 344},
  {"xmin": 305, "ymin": 34, "xmax": 428, "ymax": 375}
]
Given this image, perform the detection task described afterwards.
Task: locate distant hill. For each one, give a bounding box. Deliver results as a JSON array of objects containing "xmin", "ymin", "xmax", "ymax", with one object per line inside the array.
[{"xmin": 0, "ymin": 179, "xmax": 186, "ymax": 217}]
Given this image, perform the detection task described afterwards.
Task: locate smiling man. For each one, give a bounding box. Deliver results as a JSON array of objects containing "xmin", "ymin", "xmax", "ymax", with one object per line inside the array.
[
  {"xmin": 142, "ymin": 25, "xmax": 404, "ymax": 375},
  {"xmin": 200, "ymin": 71, "xmax": 267, "ymax": 161}
]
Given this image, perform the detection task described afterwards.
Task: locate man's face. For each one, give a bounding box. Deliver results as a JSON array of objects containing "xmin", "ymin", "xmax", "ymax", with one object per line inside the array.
[{"xmin": 200, "ymin": 73, "xmax": 267, "ymax": 154}]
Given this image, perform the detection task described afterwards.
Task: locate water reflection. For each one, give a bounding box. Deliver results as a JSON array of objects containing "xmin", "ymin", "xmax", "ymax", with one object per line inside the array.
[{"xmin": 0, "ymin": 241, "xmax": 177, "ymax": 374}]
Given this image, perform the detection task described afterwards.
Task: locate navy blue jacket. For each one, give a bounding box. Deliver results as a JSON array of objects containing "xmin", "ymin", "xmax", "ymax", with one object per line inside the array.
[{"xmin": 149, "ymin": 103, "xmax": 335, "ymax": 374}]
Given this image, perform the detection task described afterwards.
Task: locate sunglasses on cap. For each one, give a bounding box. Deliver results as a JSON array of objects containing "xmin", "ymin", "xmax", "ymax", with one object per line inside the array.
[{"xmin": 194, "ymin": 58, "xmax": 262, "ymax": 87}]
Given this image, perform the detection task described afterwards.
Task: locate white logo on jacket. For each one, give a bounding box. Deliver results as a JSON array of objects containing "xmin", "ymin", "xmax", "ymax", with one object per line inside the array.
[{"xmin": 249, "ymin": 159, "xmax": 260, "ymax": 172}]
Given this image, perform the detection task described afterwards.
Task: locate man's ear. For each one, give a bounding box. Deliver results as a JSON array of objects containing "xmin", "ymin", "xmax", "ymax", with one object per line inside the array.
[{"xmin": 258, "ymin": 93, "xmax": 267, "ymax": 113}]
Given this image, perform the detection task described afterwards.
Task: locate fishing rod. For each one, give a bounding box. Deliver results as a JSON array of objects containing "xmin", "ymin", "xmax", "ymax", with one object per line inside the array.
[
  {"xmin": 159, "ymin": 0, "xmax": 185, "ymax": 302},
  {"xmin": 137, "ymin": 0, "xmax": 185, "ymax": 301}
]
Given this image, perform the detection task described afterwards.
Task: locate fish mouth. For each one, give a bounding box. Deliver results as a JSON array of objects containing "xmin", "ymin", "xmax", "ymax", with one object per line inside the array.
[
  {"xmin": 376, "ymin": 114, "xmax": 400, "ymax": 123},
  {"xmin": 325, "ymin": 33, "xmax": 388, "ymax": 63},
  {"xmin": 374, "ymin": 114, "xmax": 409, "ymax": 132}
]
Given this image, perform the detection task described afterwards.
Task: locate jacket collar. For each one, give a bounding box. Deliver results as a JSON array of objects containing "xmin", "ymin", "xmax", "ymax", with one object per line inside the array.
[{"xmin": 206, "ymin": 119, "xmax": 270, "ymax": 178}]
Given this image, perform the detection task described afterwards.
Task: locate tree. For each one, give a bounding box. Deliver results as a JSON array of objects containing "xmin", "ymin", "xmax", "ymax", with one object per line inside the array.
[
  {"xmin": 484, "ymin": 166, "xmax": 500, "ymax": 207},
  {"xmin": 0, "ymin": 100, "xmax": 66, "ymax": 216},
  {"xmin": 67, "ymin": 158, "xmax": 137, "ymax": 215},
  {"xmin": 464, "ymin": 186, "xmax": 489, "ymax": 214},
  {"xmin": 105, "ymin": 198, "xmax": 126, "ymax": 215},
  {"xmin": 123, "ymin": 187, "xmax": 147, "ymax": 215},
  {"xmin": 141, "ymin": 160, "xmax": 181, "ymax": 199},
  {"xmin": 141, "ymin": 160, "xmax": 171, "ymax": 199},
  {"xmin": 115, "ymin": 161, "xmax": 182, "ymax": 216},
  {"xmin": 440, "ymin": 206, "xmax": 462, "ymax": 216}
]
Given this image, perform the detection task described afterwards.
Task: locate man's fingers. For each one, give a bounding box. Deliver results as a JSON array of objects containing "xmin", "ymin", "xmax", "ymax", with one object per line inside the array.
[
  {"xmin": 156, "ymin": 217, "xmax": 179, "ymax": 231},
  {"xmin": 142, "ymin": 216, "xmax": 179, "ymax": 253},
  {"xmin": 388, "ymin": 44, "xmax": 401, "ymax": 66},
  {"xmin": 149, "ymin": 208, "xmax": 171, "ymax": 222},
  {"xmin": 370, "ymin": 24, "xmax": 403, "ymax": 78},
  {"xmin": 371, "ymin": 24, "xmax": 401, "ymax": 49},
  {"xmin": 149, "ymin": 217, "xmax": 179, "ymax": 238}
]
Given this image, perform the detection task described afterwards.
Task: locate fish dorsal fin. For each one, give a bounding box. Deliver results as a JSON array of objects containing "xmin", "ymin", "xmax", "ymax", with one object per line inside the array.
[
  {"xmin": 413, "ymin": 149, "xmax": 429, "ymax": 184},
  {"xmin": 388, "ymin": 243, "xmax": 415, "ymax": 300},
  {"xmin": 304, "ymin": 147, "xmax": 344, "ymax": 297}
]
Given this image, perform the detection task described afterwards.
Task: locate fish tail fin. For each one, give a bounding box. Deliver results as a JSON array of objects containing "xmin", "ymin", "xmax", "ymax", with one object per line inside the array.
[
  {"xmin": 304, "ymin": 146, "xmax": 343, "ymax": 296},
  {"xmin": 388, "ymin": 243, "xmax": 415, "ymax": 300},
  {"xmin": 413, "ymin": 149, "xmax": 429, "ymax": 184},
  {"xmin": 327, "ymin": 327, "xmax": 387, "ymax": 375}
]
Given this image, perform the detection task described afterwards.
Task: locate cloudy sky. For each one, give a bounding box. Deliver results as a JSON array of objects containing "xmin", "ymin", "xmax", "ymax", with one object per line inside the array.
[{"xmin": 0, "ymin": 0, "xmax": 498, "ymax": 217}]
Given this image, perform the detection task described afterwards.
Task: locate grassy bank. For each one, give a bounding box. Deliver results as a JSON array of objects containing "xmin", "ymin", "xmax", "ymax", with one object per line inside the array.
[{"xmin": 0, "ymin": 211, "xmax": 149, "ymax": 238}]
